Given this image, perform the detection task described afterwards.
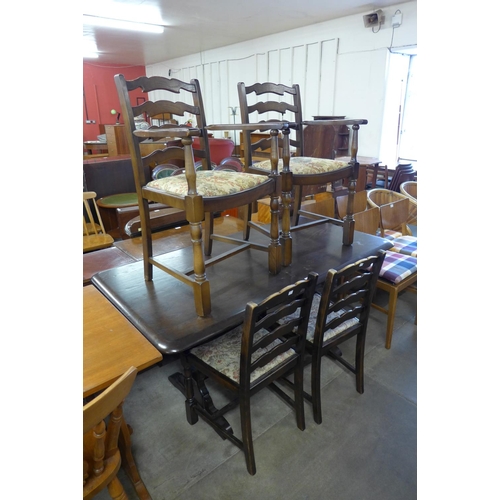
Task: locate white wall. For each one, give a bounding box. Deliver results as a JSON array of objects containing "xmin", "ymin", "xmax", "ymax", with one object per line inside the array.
[{"xmin": 146, "ymin": 1, "xmax": 417, "ymax": 158}]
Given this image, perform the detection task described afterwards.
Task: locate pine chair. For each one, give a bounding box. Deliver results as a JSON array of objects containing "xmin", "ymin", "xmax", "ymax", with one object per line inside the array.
[
  {"xmin": 346, "ymin": 205, "xmax": 417, "ymax": 349},
  {"xmin": 180, "ymin": 272, "xmax": 318, "ymax": 475},
  {"xmin": 83, "ymin": 191, "xmax": 115, "ymax": 253},
  {"xmin": 367, "ymin": 188, "xmax": 417, "ymax": 227},
  {"xmin": 237, "ymin": 81, "xmax": 368, "ymax": 248},
  {"xmin": 336, "ymin": 190, "xmax": 369, "ymax": 220},
  {"xmin": 115, "ymin": 74, "xmax": 283, "ymax": 317},
  {"xmin": 379, "ymin": 199, "xmax": 417, "ymax": 257},
  {"xmin": 300, "ymin": 253, "xmax": 385, "ymax": 424},
  {"xmin": 83, "ymin": 366, "xmax": 138, "ymax": 500}
]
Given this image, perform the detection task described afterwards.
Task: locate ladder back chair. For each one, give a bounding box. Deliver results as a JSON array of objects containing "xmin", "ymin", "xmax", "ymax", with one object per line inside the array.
[
  {"xmin": 83, "ymin": 366, "xmax": 138, "ymax": 500},
  {"xmin": 180, "ymin": 272, "xmax": 318, "ymax": 475},
  {"xmin": 281, "ymin": 253, "xmax": 385, "ymax": 424},
  {"xmin": 115, "ymin": 74, "xmax": 282, "ymax": 317},
  {"xmin": 237, "ymin": 81, "xmax": 368, "ymax": 247},
  {"xmin": 83, "ymin": 191, "xmax": 115, "ymax": 253}
]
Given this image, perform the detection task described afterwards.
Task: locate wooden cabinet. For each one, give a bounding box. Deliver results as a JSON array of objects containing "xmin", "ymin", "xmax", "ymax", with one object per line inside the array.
[
  {"xmin": 105, "ymin": 125, "xmax": 129, "ymax": 156},
  {"xmin": 303, "ymin": 116, "xmax": 350, "ymax": 159}
]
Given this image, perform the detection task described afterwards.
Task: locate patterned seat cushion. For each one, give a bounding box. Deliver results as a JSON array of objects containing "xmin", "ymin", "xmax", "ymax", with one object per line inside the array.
[
  {"xmin": 389, "ymin": 235, "xmax": 417, "ymax": 257},
  {"xmin": 378, "ymin": 250, "xmax": 417, "ymax": 284},
  {"xmin": 146, "ymin": 170, "xmax": 269, "ymax": 197},
  {"xmin": 189, "ymin": 325, "xmax": 294, "ymax": 384},
  {"xmin": 376, "ymin": 229, "xmax": 403, "ymax": 241},
  {"xmin": 252, "ymin": 157, "xmax": 349, "ymax": 175}
]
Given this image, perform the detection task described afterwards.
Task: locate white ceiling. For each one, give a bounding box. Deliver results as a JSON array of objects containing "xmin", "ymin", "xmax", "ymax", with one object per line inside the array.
[{"xmin": 83, "ymin": 0, "xmax": 414, "ymax": 66}]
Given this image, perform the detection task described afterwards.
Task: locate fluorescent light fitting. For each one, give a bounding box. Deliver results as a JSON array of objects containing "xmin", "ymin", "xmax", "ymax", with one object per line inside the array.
[{"xmin": 83, "ymin": 15, "xmax": 164, "ymax": 33}]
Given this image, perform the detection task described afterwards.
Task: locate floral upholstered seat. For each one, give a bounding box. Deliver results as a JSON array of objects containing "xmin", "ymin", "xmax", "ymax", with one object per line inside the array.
[
  {"xmin": 189, "ymin": 325, "xmax": 295, "ymax": 384},
  {"xmin": 146, "ymin": 170, "xmax": 269, "ymax": 197},
  {"xmin": 251, "ymin": 157, "xmax": 350, "ymax": 176}
]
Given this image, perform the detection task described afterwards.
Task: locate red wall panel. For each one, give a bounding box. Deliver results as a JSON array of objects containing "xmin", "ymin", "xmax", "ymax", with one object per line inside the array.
[{"xmin": 83, "ymin": 62, "xmax": 145, "ymax": 142}]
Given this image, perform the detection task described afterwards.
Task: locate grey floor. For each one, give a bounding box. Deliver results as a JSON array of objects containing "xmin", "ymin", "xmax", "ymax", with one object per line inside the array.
[{"xmin": 97, "ymin": 288, "xmax": 416, "ymax": 500}]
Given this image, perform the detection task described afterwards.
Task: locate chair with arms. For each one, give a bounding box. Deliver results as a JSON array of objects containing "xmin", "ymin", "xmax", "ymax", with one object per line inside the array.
[
  {"xmin": 180, "ymin": 272, "xmax": 318, "ymax": 475},
  {"xmin": 237, "ymin": 81, "xmax": 368, "ymax": 246},
  {"xmin": 367, "ymin": 188, "xmax": 417, "ymax": 227},
  {"xmin": 115, "ymin": 74, "xmax": 283, "ymax": 317},
  {"xmin": 83, "ymin": 191, "xmax": 115, "ymax": 253},
  {"xmin": 83, "ymin": 366, "xmax": 138, "ymax": 500},
  {"xmin": 400, "ymin": 180, "xmax": 417, "ymax": 201}
]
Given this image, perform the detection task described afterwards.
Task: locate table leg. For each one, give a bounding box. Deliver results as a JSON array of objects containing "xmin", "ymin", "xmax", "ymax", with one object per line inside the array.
[
  {"xmin": 119, "ymin": 418, "xmax": 152, "ymax": 500},
  {"xmin": 168, "ymin": 370, "xmax": 233, "ymax": 437}
]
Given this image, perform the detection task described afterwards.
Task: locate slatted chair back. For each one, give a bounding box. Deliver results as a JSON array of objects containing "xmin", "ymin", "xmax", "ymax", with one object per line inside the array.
[
  {"xmin": 83, "ymin": 367, "xmax": 137, "ymax": 499},
  {"xmin": 238, "ymin": 80, "xmax": 368, "ymax": 249}
]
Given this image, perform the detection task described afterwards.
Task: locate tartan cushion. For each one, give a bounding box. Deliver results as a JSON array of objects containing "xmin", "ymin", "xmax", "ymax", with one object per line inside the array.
[
  {"xmin": 390, "ymin": 235, "xmax": 417, "ymax": 257},
  {"xmin": 146, "ymin": 170, "xmax": 268, "ymax": 197},
  {"xmin": 379, "ymin": 251, "xmax": 417, "ymax": 284},
  {"xmin": 189, "ymin": 325, "xmax": 294, "ymax": 384},
  {"xmin": 253, "ymin": 157, "xmax": 349, "ymax": 175},
  {"xmin": 376, "ymin": 229, "xmax": 403, "ymax": 241}
]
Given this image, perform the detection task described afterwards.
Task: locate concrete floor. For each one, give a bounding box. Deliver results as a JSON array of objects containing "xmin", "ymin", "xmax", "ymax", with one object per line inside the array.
[{"xmin": 95, "ymin": 286, "xmax": 417, "ymax": 500}]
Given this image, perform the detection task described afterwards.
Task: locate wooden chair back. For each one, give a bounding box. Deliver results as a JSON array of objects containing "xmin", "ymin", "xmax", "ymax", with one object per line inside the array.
[
  {"xmin": 308, "ymin": 251, "xmax": 385, "ymax": 423},
  {"xmin": 83, "ymin": 366, "xmax": 137, "ymax": 499},
  {"xmin": 353, "ymin": 207, "xmax": 380, "ymax": 235},
  {"xmin": 400, "ymin": 181, "xmax": 417, "ymax": 200},
  {"xmin": 366, "ymin": 188, "xmax": 417, "ymax": 226},
  {"xmin": 336, "ymin": 190, "xmax": 368, "ymax": 219},
  {"xmin": 116, "ymin": 75, "xmax": 213, "ymax": 182},
  {"xmin": 83, "ymin": 191, "xmax": 114, "ymax": 253},
  {"xmin": 379, "ymin": 198, "xmax": 411, "ymax": 236},
  {"xmin": 237, "ymin": 82, "xmax": 303, "ymax": 168}
]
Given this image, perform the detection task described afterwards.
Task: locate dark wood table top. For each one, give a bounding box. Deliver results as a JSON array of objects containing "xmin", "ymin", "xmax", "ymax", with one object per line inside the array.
[{"xmin": 92, "ymin": 223, "xmax": 391, "ymax": 355}]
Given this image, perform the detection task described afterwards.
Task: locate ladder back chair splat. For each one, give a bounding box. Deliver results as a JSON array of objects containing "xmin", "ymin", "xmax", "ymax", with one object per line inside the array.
[
  {"xmin": 180, "ymin": 272, "xmax": 318, "ymax": 475},
  {"xmin": 83, "ymin": 366, "xmax": 138, "ymax": 500},
  {"xmin": 237, "ymin": 81, "xmax": 368, "ymax": 247},
  {"xmin": 114, "ymin": 74, "xmax": 283, "ymax": 317}
]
